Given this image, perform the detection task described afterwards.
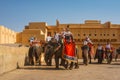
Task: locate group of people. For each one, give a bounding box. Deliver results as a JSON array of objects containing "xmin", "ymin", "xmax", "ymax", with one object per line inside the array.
[
  {"xmin": 45, "ymin": 27, "xmax": 78, "ymax": 69},
  {"xmin": 82, "ymin": 36, "xmax": 117, "ymax": 64},
  {"xmin": 46, "ymin": 27, "xmax": 73, "ymax": 43},
  {"xmin": 28, "ymin": 26, "xmax": 120, "ymax": 67},
  {"xmin": 94, "ymin": 42, "xmax": 115, "ymax": 64}
]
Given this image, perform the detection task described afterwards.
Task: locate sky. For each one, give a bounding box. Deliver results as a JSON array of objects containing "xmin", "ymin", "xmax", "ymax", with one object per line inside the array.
[{"xmin": 0, "ymin": 0, "xmax": 120, "ymax": 32}]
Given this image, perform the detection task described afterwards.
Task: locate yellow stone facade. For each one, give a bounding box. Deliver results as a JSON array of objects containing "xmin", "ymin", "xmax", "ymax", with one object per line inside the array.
[
  {"xmin": 16, "ymin": 22, "xmax": 47, "ymax": 45},
  {"xmin": 16, "ymin": 20, "xmax": 120, "ymax": 58},
  {"xmin": 0, "ymin": 25, "xmax": 16, "ymax": 44}
]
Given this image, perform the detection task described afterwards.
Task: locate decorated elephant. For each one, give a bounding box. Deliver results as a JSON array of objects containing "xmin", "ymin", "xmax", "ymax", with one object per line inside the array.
[
  {"xmin": 94, "ymin": 49, "xmax": 104, "ymax": 64},
  {"xmin": 44, "ymin": 44, "xmax": 54, "ymax": 66},
  {"xmin": 44, "ymin": 39, "xmax": 67, "ymax": 69},
  {"xmin": 81, "ymin": 45, "xmax": 89, "ymax": 65},
  {"xmin": 28, "ymin": 46, "xmax": 43, "ymax": 65},
  {"xmin": 105, "ymin": 48, "xmax": 113, "ymax": 64},
  {"xmin": 115, "ymin": 47, "xmax": 120, "ymax": 61}
]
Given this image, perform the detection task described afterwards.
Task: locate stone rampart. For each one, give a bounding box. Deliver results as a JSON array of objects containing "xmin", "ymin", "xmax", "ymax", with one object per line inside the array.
[{"xmin": 0, "ymin": 45, "xmax": 29, "ymax": 75}]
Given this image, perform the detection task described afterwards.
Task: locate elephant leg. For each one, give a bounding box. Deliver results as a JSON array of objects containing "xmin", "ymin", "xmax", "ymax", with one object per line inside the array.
[
  {"xmin": 29, "ymin": 56, "xmax": 34, "ymax": 65},
  {"xmin": 64, "ymin": 61, "xmax": 69, "ymax": 69},
  {"xmin": 99, "ymin": 53, "xmax": 103, "ymax": 64},
  {"xmin": 84, "ymin": 50, "xmax": 88, "ymax": 65},
  {"xmin": 60, "ymin": 59, "xmax": 68, "ymax": 69},
  {"xmin": 48, "ymin": 56, "xmax": 52, "ymax": 66},
  {"xmin": 69, "ymin": 62, "xmax": 74, "ymax": 70},
  {"xmin": 109, "ymin": 53, "xmax": 112, "ymax": 64},
  {"xmin": 35, "ymin": 52, "xmax": 39, "ymax": 63},
  {"xmin": 39, "ymin": 54, "xmax": 41, "ymax": 65},
  {"xmin": 82, "ymin": 52, "xmax": 85, "ymax": 64},
  {"xmin": 55, "ymin": 56, "xmax": 59, "ymax": 69},
  {"xmin": 98, "ymin": 57, "xmax": 102, "ymax": 64},
  {"xmin": 85, "ymin": 54, "xmax": 89, "ymax": 65},
  {"xmin": 74, "ymin": 62, "xmax": 79, "ymax": 69},
  {"xmin": 74, "ymin": 59, "xmax": 79, "ymax": 69},
  {"xmin": 48, "ymin": 59, "xmax": 52, "ymax": 66},
  {"xmin": 45, "ymin": 55, "xmax": 49, "ymax": 65},
  {"xmin": 88, "ymin": 53, "xmax": 92, "ymax": 64},
  {"xmin": 98, "ymin": 53, "xmax": 101, "ymax": 64},
  {"xmin": 106, "ymin": 53, "xmax": 111, "ymax": 64},
  {"xmin": 60, "ymin": 56, "xmax": 64, "ymax": 66},
  {"xmin": 29, "ymin": 57, "xmax": 32, "ymax": 65},
  {"xmin": 115, "ymin": 54, "xmax": 118, "ymax": 61},
  {"xmin": 33, "ymin": 56, "xmax": 36, "ymax": 65}
]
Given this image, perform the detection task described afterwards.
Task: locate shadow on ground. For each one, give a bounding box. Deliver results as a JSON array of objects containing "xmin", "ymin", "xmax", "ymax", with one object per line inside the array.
[{"xmin": 19, "ymin": 65, "xmax": 66, "ymax": 71}]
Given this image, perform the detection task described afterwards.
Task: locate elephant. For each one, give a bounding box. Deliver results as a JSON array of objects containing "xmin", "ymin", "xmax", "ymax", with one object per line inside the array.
[
  {"xmin": 94, "ymin": 49, "xmax": 104, "ymax": 64},
  {"xmin": 115, "ymin": 48, "xmax": 120, "ymax": 61},
  {"xmin": 44, "ymin": 36, "xmax": 79, "ymax": 69},
  {"xmin": 54, "ymin": 42, "xmax": 67, "ymax": 69},
  {"xmin": 44, "ymin": 44, "xmax": 54, "ymax": 66},
  {"xmin": 105, "ymin": 48, "xmax": 113, "ymax": 64},
  {"xmin": 81, "ymin": 45, "xmax": 89, "ymax": 65},
  {"xmin": 44, "ymin": 40, "xmax": 67, "ymax": 69},
  {"xmin": 28, "ymin": 46, "xmax": 43, "ymax": 65}
]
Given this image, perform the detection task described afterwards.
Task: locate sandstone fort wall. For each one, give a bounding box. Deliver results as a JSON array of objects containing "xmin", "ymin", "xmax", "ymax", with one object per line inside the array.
[{"xmin": 0, "ymin": 46, "xmax": 29, "ymax": 75}]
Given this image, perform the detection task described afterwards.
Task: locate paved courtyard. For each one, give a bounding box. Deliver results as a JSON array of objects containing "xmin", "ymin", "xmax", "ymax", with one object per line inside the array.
[{"xmin": 0, "ymin": 59, "xmax": 120, "ymax": 80}]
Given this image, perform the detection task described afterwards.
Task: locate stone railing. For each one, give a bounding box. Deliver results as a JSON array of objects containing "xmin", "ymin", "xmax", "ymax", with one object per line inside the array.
[{"xmin": 0, "ymin": 45, "xmax": 29, "ymax": 75}]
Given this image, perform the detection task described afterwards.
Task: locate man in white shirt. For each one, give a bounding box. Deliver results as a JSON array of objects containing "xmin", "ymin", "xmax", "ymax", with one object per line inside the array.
[
  {"xmin": 46, "ymin": 34, "xmax": 52, "ymax": 42},
  {"xmin": 106, "ymin": 42, "xmax": 111, "ymax": 49},
  {"xmin": 29, "ymin": 36, "xmax": 35, "ymax": 46},
  {"xmin": 86, "ymin": 36, "xmax": 93, "ymax": 44},
  {"xmin": 64, "ymin": 28, "xmax": 73, "ymax": 42},
  {"xmin": 54, "ymin": 31, "xmax": 60, "ymax": 42}
]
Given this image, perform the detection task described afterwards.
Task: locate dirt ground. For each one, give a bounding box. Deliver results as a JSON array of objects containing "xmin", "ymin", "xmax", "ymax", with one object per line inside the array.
[{"xmin": 0, "ymin": 59, "xmax": 120, "ymax": 80}]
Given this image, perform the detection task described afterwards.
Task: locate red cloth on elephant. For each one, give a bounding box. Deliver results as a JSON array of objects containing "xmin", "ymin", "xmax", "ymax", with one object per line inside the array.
[
  {"xmin": 87, "ymin": 42, "xmax": 95, "ymax": 59},
  {"xmin": 87, "ymin": 43, "xmax": 95, "ymax": 55},
  {"xmin": 63, "ymin": 39, "xmax": 77, "ymax": 62}
]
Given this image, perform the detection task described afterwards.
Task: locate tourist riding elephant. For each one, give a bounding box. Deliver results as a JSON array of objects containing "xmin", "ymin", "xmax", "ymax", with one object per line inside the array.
[{"xmin": 28, "ymin": 46, "xmax": 43, "ymax": 65}]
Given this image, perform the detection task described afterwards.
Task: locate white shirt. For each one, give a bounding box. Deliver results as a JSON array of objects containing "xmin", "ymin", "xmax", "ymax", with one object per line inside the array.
[
  {"xmin": 86, "ymin": 37, "xmax": 93, "ymax": 44},
  {"xmin": 46, "ymin": 36, "xmax": 52, "ymax": 42},
  {"xmin": 106, "ymin": 44, "xmax": 111, "ymax": 49},
  {"xmin": 54, "ymin": 33, "xmax": 60, "ymax": 42},
  {"xmin": 97, "ymin": 46, "xmax": 103, "ymax": 50},
  {"xmin": 63, "ymin": 31, "xmax": 72, "ymax": 38},
  {"xmin": 29, "ymin": 37, "xmax": 34, "ymax": 43},
  {"xmin": 83, "ymin": 40, "xmax": 88, "ymax": 45}
]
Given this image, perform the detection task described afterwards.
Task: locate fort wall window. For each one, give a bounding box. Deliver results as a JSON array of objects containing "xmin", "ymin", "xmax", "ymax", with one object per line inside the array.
[
  {"xmin": 83, "ymin": 34, "xmax": 86, "ymax": 36},
  {"xmin": 94, "ymin": 34, "xmax": 97, "ymax": 36},
  {"xmin": 113, "ymin": 34, "xmax": 115, "ymax": 36},
  {"xmin": 78, "ymin": 39, "xmax": 80, "ymax": 42},
  {"xmin": 89, "ymin": 34, "xmax": 91, "ymax": 36}
]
